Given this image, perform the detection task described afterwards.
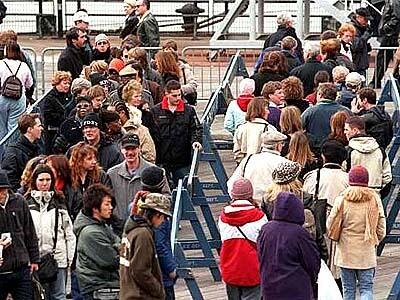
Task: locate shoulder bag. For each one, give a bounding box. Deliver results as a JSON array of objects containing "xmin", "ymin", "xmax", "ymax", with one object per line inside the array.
[{"xmin": 327, "ymin": 200, "xmax": 344, "ymax": 242}]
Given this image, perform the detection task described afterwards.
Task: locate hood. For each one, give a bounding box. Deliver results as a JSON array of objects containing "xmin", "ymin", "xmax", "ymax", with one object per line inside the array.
[
  {"xmin": 272, "ymin": 192, "xmax": 305, "ymax": 225},
  {"xmin": 348, "ymin": 135, "xmax": 380, "ymax": 153},
  {"xmin": 220, "ymin": 200, "xmax": 265, "ymax": 226},
  {"xmin": 368, "ymin": 106, "xmax": 389, "ymax": 121},
  {"xmin": 349, "ymin": 15, "xmax": 367, "ymax": 32},
  {"xmin": 124, "ymin": 214, "xmax": 151, "ymax": 235},
  {"xmin": 73, "ymin": 211, "xmax": 103, "ymax": 237},
  {"xmin": 237, "ymin": 93, "xmax": 254, "ymax": 112}
]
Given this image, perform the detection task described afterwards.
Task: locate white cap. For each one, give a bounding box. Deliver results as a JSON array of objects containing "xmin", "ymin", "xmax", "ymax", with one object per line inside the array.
[
  {"xmin": 95, "ymin": 33, "xmax": 109, "ymax": 44},
  {"xmin": 276, "ymin": 12, "xmax": 293, "ymax": 25},
  {"xmin": 345, "ymin": 72, "xmax": 365, "ymax": 87},
  {"xmin": 73, "ymin": 11, "xmax": 89, "ymax": 23}
]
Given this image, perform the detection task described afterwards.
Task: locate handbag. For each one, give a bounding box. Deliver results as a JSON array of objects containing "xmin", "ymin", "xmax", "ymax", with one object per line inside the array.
[
  {"xmin": 37, "ymin": 206, "xmax": 59, "ymax": 283},
  {"xmin": 311, "ymin": 169, "xmax": 328, "ymax": 235},
  {"xmin": 327, "ymin": 200, "xmax": 344, "ymax": 242},
  {"xmin": 32, "ymin": 272, "xmax": 48, "ymax": 300}
]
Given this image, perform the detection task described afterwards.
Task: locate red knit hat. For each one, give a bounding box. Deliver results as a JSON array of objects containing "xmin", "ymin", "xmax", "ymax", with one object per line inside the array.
[
  {"xmin": 231, "ymin": 178, "xmax": 253, "ymax": 200},
  {"xmin": 349, "ymin": 165, "xmax": 369, "ymax": 187},
  {"xmin": 109, "ymin": 58, "xmax": 125, "ymax": 73}
]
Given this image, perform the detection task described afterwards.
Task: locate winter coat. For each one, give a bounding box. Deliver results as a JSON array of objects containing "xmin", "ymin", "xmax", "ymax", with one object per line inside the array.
[
  {"xmin": 123, "ymin": 122, "xmax": 157, "ymax": 163},
  {"xmin": 257, "ymin": 193, "xmax": 321, "ymax": 300},
  {"xmin": 337, "ymin": 85, "xmax": 356, "ymax": 108},
  {"xmin": 92, "ymin": 48, "xmax": 111, "ymax": 62},
  {"xmin": 54, "ymin": 116, "xmax": 84, "ymax": 154},
  {"xmin": 350, "ymin": 16, "xmax": 372, "ymax": 72},
  {"xmin": 144, "ymin": 66, "xmax": 163, "ymax": 87},
  {"xmin": 179, "ymin": 61, "xmax": 198, "ymax": 97},
  {"xmin": 137, "ymin": 11, "xmax": 160, "ymax": 56},
  {"xmin": 282, "ymin": 50, "xmax": 301, "ymax": 72},
  {"xmin": 151, "ymin": 97, "xmax": 202, "ymax": 169},
  {"xmin": 323, "ymin": 54, "xmax": 356, "ymax": 72},
  {"xmin": 0, "ymin": 191, "xmax": 40, "ymax": 272},
  {"xmin": 361, "ymin": 106, "xmax": 393, "ymax": 149},
  {"xmin": 57, "ymin": 45, "xmax": 86, "ymax": 79},
  {"xmin": 233, "ymin": 118, "xmax": 277, "ymax": 163},
  {"xmin": 223, "ymin": 99, "xmax": 247, "ymax": 135},
  {"xmin": 378, "ymin": 0, "xmax": 400, "ymax": 38},
  {"xmin": 107, "ymin": 159, "xmax": 170, "ymax": 221},
  {"xmin": 285, "ymin": 98, "xmax": 310, "ymax": 113},
  {"xmin": 346, "ymin": 135, "xmax": 392, "ymax": 189},
  {"xmin": 1, "ymin": 135, "xmax": 40, "ymax": 192},
  {"xmin": 250, "ymin": 70, "xmax": 286, "ymax": 96},
  {"xmin": 41, "ymin": 87, "xmax": 72, "ymax": 129},
  {"xmin": 267, "ymin": 104, "xmax": 281, "ymax": 130},
  {"xmin": 228, "ymin": 149, "xmax": 290, "ymax": 202},
  {"xmin": 27, "ymin": 191, "xmax": 76, "ymax": 268},
  {"xmin": 327, "ymin": 187, "xmax": 386, "ymax": 269},
  {"xmin": 301, "ymin": 99, "xmax": 350, "ymax": 149},
  {"xmin": 218, "ymin": 200, "xmax": 268, "ymax": 286},
  {"xmin": 120, "ymin": 215, "xmax": 165, "ymax": 300},
  {"xmin": 120, "ymin": 13, "xmax": 139, "ymax": 39},
  {"xmin": 73, "ymin": 211, "xmax": 120, "ymax": 295},
  {"xmin": 290, "ymin": 58, "xmax": 332, "ymax": 96}
]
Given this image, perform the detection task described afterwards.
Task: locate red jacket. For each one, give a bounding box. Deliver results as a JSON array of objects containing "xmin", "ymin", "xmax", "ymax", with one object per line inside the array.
[{"xmin": 218, "ymin": 200, "xmax": 268, "ymax": 286}]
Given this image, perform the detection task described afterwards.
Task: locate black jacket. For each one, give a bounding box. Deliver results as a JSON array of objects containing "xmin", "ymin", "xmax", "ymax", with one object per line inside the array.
[
  {"xmin": 92, "ymin": 48, "xmax": 111, "ymax": 62},
  {"xmin": 285, "ymin": 98, "xmax": 310, "ymax": 113},
  {"xmin": 379, "ymin": 0, "xmax": 400, "ymax": 38},
  {"xmin": 120, "ymin": 13, "xmax": 139, "ymax": 39},
  {"xmin": 1, "ymin": 135, "xmax": 40, "ymax": 192},
  {"xmin": 282, "ymin": 50, "xmax": 301, "ymax": 72},
  {"xmin": 151, "ymin": 99, "xmax": 203, "ymax": 168},
  {"xmin": 361, "ymin": 106, "xmax": 393, "ymax": 149},
  {"xmin": 250, "ymin": 70, "xmax": 286, "ymax": 96},
  {"xmin": 323, "ymin": 54, "xmax": 355, "ymax": 72},
  {"xmin": 53, "ymin": 116, "xmax": 84, "ymax": 154},
  {"xmin": 350, "ymin": 15, "xmax": 372, "ymax": 72},
  {"xmin": 0, "ymin": 191, "xmax": 40, "ymax": 272},
  {"xmin": 41, "ymin": 87, "xmax": 72, "ymax": 129},
  {"xmin": 57, "ymin": 45, "xmax": 86, "ymax": 79}
]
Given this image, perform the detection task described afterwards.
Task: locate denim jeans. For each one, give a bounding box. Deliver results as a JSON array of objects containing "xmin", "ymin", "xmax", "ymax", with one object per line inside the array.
[
  {"xmin": 43, "ymin": 268, "xmax": 67, "ymax": 300},
  {"xmin": 341, "ymin": 267, "xmax": 375, "ymax": 300},
  {"xmin": 71, "ymin": 270, "xmax": 84, "ymax": 300},
  {"xmin": 0, "ymin": 94, "xmax": 26, "ymax": 141},
  {"xmin": 165, "ymin": 285, "xmax": 175, "ymax": 300},
  {"xmin": 226, "ymin": 284, "xmax": 261, "ymax": 300},
  {"xmin": 0, "ymin": 266, "xmax": 33, "ymax": 300}
]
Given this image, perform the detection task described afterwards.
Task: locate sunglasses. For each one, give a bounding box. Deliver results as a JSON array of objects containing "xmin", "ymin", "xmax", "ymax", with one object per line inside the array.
[
  {"xmin": 97, "ymin": 41, "xmax": 108, "ymax": 46},
  {"xmin": 77, "ymin": 104, "xmax": 90, "ymax": 109}
]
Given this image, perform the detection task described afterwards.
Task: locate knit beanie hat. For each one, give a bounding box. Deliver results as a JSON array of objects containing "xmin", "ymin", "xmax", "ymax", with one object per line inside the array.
[
  {"xmin": 89, "ymin": 72, "xmax": 107, "ymax": 86},
  {"xmin": 348, "ymin": 165, "xmax": 369, "ymax": 187},
  {"xmin": 109, "ymin": 58, "xmax": 125, "ymax": 73},
  {"xmin": 82, "ymin": 112, "xmax": 101, "ymax": 128},
  {"xmin": 141, "ymin": 166, "xmax": 165, "ymax": 192},
  {"xmin": 272, "ymin": 161, "xmax": 301, "ymax": 184},
  {"xmin": 231, "ymin": 177, "xmax": 253, "ymax": 200}
]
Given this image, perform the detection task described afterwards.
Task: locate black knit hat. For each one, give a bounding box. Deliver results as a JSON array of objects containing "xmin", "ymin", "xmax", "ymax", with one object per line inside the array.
[
  {"xmin": 141, "ymin": 166, "xmax": 165, "ymax": 192},
  {"xmin": 100, "ymin": 110, "xmax": 120, "ymax": 125},
  {"xmin": 0, "ymin": 171, "xmax": 10, "ymax": 188},
  {"xmin": 89, "ymin": 72, "xmax": 107, "ymax": 87},
  {"xmin": 321, "ymin": 140, "xmax": 347, "ymax": 164},
  {"xmin": 82, "ymin": 112, "xmax": 101, "ymax": 128}
]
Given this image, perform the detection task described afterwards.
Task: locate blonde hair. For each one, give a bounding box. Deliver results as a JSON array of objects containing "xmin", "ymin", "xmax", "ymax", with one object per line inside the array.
[
  {"xmin": 122, "ymin": 79, "xmax": 142, "ymax": 102},
  {"xmin": 332, "ymin": 66, "xmax": 349, "ymax": 83},
  {"xmin": 263, "ymin": 180, "xmax": 303, "ymax": 204},
  {"xmin": 90, "ymin": 60, "xmax": 108, "ymax": 74},
  {"xmin": 287, "ymin": 131, "xmax": 315, "ymax": 167},
  {"xmin": 51, "ymin": 71, "xmax": 72, "ymax": 86},
  {"xmin": 88, "ymin": 85, "xmax": 105, "ymax": 100},
  {"xmin": 279, "ymin": 106, "xmax": 302, "ymax": 134}
]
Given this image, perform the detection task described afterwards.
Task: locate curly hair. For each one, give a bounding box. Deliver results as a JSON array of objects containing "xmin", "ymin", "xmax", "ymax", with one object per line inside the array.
[
  {"xmin": 320, "ymin": 38, "xmax": 340, "ymax": 58},
  {"xmin": 262, "ymin": 81, "xmax": 282, "ymax": 99},
  {"xmin": 122, "ymin": 79, "xmax": 143, "ymax": 102},
  {"xmin": 260, "ymin": 51, "xmax": 287, "ymax": 74},
  {"xmin": 155, "ymin": 50, "xmax": 181, "ymax": 77},
  {"xmin": 51, "ymin": 71, "xmax": 72, "ymax": 86},
  {"xmin": 338, "ymin": 23, "xmax": 356, "ymax": 39},
  {"xmin": 332, "ymin": 66, "xmax": 349, "ymax": 83},
  {"xmin": 279, "ymin": 106, "xmax": 302, "ymax": 134},
  {"xmin": 282, "ymin": 76, "xmax": 304, "ymax": 100},
  {"xmin": 263, "ymin": 180, "xmax": 303, "ymax": 205},
  {"xmin": 69, "ymin": 142, "xmax": 100, "ymax": 189}
]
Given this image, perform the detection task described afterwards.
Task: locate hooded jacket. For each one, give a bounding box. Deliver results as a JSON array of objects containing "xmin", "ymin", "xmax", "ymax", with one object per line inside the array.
[
  {"xmin": 120, "ymin": 215, "xmax": 165, "ymax": 300},
  {"xmin": 361, "ymin": 106, "xmax": 393, "ymax": 149},
  {"xmin": 223, "ymin": 97, "xmax": 248, "ymax": 135},
  {"xmin": 218, "ymin": 200, "xmax": 267, "ymax": 286},
  {"xmin": 73, "ymin": 212, "xmax": 120, "ymax": 295},
  {"xmin": 257, "ymin": 192, "xmax": 320, "ymax": 300},
  {"xmin": 347, "ymin": 135, "xmax": 392, "ymax": 189}
]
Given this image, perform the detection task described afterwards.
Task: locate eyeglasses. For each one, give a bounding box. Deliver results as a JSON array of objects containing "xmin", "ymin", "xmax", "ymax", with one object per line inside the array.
[
  {"xmin": 77, "ymin": 104, "xmax": 90, "ymax": 109},
  {"xmin": 97, "ymin": 41, "xmax": 108, "ymax": 46},
  {"xmin": 135, "ymin": 4, "xmax": 143, "ymax": 8}
]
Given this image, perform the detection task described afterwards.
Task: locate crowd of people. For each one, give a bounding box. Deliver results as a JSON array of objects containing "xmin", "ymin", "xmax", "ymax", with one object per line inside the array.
[{"xmin": 0, "ymin": 1, "xmax": 396, "ymax": 300}]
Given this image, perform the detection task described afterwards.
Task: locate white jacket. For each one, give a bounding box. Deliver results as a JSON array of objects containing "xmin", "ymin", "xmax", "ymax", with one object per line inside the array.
[{"xmin": 28, "ymin": 191, "xmax": 76, "ymax": 268}]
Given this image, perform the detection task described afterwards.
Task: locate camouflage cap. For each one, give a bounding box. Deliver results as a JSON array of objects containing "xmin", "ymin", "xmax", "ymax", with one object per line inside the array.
[{"xmin": 140, "ymin": 193, "xmax": 172, "ymax": 217}]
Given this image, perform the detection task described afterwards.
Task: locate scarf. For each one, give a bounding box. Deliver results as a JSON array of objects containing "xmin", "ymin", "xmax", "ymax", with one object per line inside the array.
[
  {"xmin": 236, "ymin": 93, "xmax": 254, "ymax": 112},
  {"xmin": 31, "ymin": 190, "xmax": 54, "ymax": 206}
]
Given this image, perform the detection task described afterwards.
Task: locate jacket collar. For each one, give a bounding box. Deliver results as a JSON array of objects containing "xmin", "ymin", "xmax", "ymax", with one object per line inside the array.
[
  {"xmin": 117, "ymin": 158, "xmax": 147, "ymax": 180},
  {"xmin": 322, "ymin": 163, "xmax": 343, "ymax": 169},
  {"xmin": 161, "ymin": 96, "xmax": 185, "ymax": 112}
]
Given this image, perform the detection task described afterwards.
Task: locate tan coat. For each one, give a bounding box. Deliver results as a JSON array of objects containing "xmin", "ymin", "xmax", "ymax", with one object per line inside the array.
[
  {"xmin": 123, "ymin": 122, "xmax": 156, "ymax": 164},
  {"xmin": 327, "ymin": 187, "xmax": 386, "ymax": 269}
]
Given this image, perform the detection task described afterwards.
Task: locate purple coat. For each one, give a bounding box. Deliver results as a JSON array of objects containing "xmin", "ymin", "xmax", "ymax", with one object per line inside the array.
[
  {"xmin": 267, "ymin": 106, "xmax": 281, "ymax": 130},
  {"xmin": 257, "ymin": 192, "xmax": 320, "ymax": 300}
]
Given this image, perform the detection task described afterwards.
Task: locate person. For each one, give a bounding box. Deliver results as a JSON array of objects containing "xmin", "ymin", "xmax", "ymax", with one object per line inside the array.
[
  {"xmin": 327, "ymin": 165, "xmax": 386, "ymax": 300},
  {"xmin": 320, "ymin": 37, "xmax": 355, "ymax": 72},
  {"xmin": 344, "ymin": 116, "xmax": 392, "ymax": 193},
  {"xmin": 305, "ymin": 70, "xmax": 330, "ymax": 105},
  {"xmin": 65, "ymin": 77, "xmax": 92, "ymax": 117},
  {"xmin": 87, "ymin": 85, "xmax": 106, "ymax": 113},
  {"xmin": 18, "ymin": 155, "xmax": 46, "ymax": 195},
  {"xmin": 338, "ymin": 23, "xmax": 356, "ymax": 61},
  {"xmin": 92, "ymin": 34, "xmax": 111, "ymax": 62},
  {"xmin": 135, "ymin": 0, "xmax": 160, "ymax": 57},
  {"xmin": 2, "ymin": 113, "xmax": 43, "ymax": 192},
  {"xmin": 45, "ymin": 154, "xmax": 73, "ymax": 195},
  {"xmin": 327, "ymin": 110, "xmax": 351, "ymax": 146},
  {"xmin": 301, "ymin": 82, "xmax": 350, "ymax": 150},
  {"xmin": 72, "ymin": 9, "xmax": 92, "ymax": 65},
  {"xmin": 281, "ymin": 76, "xmax": 309, "ymax": 113},
  {"xmin": 73, "ymin": 184, "xmax": 120, "ymax": 300},
  {"xmin": 338, "ymin": 71, "xmax": 365, "ymax": 109},
  {"xmin": 233, "ymin": 97, "xmax": 278, "ymax": 164},
  {"xmin": 0, "ymin": 40, "xmax": 33, "ymax": 140},
  {"xmin": 26, "ymin": 164, "xmax": 76, "ymax": 300},
  {"xmin": 151, "ymin": 80, "xmax": 202, "ymax": 185},
  {"xmin": 122, "ymin": 78, "xmax": 153, "ymax": 111},
  {"xmin": 257, "ymin": 191, "xmax": 321, "ymax": 300},
  {"xmin": 58, "ymin": 27, "xmax": 88, "ymax": 80},
  {"xmin": 350, "ymin": 8, "xmax": 373, "ymax": 77},
  {"xmin": 120, "ymin": 0, "xmax": 139, "ymax": 40},
  {"xmin": 352, "ymin": 87, "xmax": 393, "ymax": 149},
  {"xmin": 228, "ymin": 130, "xmax": 289, "ymax": 203},
  {"xmin": 261, "ymin": 81, "xmax": 284, "ymax": 129},
  {"xmin": 279, "ymin": 106, "xmax": 303, "ymax": 156},
  {"xmin": 101, "ymin": 110, "xmax": 123, "ymax": 143},
  {"xmin": 219, "ymin": 178, "xmax": 267, "ymax": 300},
  {"xmin": 41, "ymin": 71, "xmax": 73, "ymax": 154},
  {"xmin": 280, "ymin": 36, "xmax": 301, "ymax": 72},
  {"xmin": 333, "ymin": 65, "xmax": 349, "ymax": 91},
  {"xmin": 107, "ymin": 133, "xmax": 170, "ymax": 222},
  {"xmin": 224, "ymin": 78, "xmax": 255, "ymax": 135},
  {"xmin": 127, "ymin": 47, "xmax": 162, "ymax": 85},
  {"xmin": 250, "ymin": 51, "xmax": 287, "ymax": 96},
  {"xmin": 0, "ymin": 171, "xmax": 39, "ymax": 300},
  {"xmin": 120, "ymin": 193, "xmax": 168, "ymax": 300}
]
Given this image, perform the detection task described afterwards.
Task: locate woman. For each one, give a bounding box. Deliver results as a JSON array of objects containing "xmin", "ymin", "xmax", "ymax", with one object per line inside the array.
[
  {"xmin": 0, "ymin": 40, "xmax": 34, "ymax": 140},
  {"xmin": 281, "ymin": 76, "xmax": 309, "ymax": 113},
  {"xmin": 320, "ymin": 37, "xmax": 355, "ymax": 72},
  {"xmin": 327, "ymin": 165, "xmax": 386, "ymax": 300},
  {"xmin": 233, "ymin": 97, "xmax": 276, "ymax": 163},
  {"xmin": 128, "ymin": 47, "xmax": 162, "ymax": 85},
  {"xmin": 26, "ymin": 164, "xmax": 76, "ymax": 300},
  {"xmin": 279, "ymin": 106, "xmax": 302, "ymax": 156},
  {"xmin": 287, "ymin": 131, "xmax": 319, "ymax": 181},
  {"xmin": 120, "ymin": 0, "xmax": 139, "ymax": 39},
  {"xmin": 338, "ymin": 23, "xmax": 356, "ymax": 61},
  {"xmin": 19, "ymin": 155, "xmax": 47, "ymax": 195},
  {"xmin": 45, "ymin": 154, "xmax": 72, "ymax": 194},
  {"xmin": 87, "ymin": 85, "xmax": 106, "ymax": 113},
  {"xmin": 251, "ymin": 51, "xmax": 287, "ymax": 96},
  {"xmin": 42, "ymin": 71, "xmax": 73, "ymax": 154},
  {"xmin": 328, "ymin": 110, "xmax": 351, "ymax": 146}
]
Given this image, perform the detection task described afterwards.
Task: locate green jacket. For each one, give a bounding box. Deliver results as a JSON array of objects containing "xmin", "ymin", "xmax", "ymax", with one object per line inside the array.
[
  {"xmin": 137, "ymin": 12, "xmax": 160, "ymax": 57},
  {"xmin": 73, "ymin": 212, "xmax": 120, "ymax": 295}
]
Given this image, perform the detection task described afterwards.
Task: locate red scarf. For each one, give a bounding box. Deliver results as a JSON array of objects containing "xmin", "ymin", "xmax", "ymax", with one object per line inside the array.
[{"xmin": 237, "ymin": 93, "xmax": 254, "ymax": 112}]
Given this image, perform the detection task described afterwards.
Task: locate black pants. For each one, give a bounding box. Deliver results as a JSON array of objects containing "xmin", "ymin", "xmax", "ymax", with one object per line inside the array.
[
  {"xmin": 165, "ymin": 285, "xmax": 175, "ymax": 300},
  {"xmin": 0, "ymin": 266, "xmax": 33, "ymax": 300},
  {"xmin": 372, "ymin": 36, "xmax": 399, "ymax": 87}
]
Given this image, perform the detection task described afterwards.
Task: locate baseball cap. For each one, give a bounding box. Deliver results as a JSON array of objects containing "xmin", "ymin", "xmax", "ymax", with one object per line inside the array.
[
  {"xmin": 73, "ymin": 11, "xmax": 89, "ymax": 23},
  {"xmin": 121, "ymin": 133, "xmax": 140, "ymax": 148},
  {"xmin": 140, "ymin": 193, "xmax": 172, "ymax": 217},
  {"xmin": 355, "ymin": 7, "xmax": 372, "ymax": 20}
]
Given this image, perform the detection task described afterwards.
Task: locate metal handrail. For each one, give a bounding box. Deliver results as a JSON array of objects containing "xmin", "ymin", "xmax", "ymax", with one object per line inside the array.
[
  {"xmin": 186, "ymin": 147, "xmax": 200, "ymax": 196},
  {"xmin": 171, "ymin": 179, "xmax": 184, "ymax": 253}
]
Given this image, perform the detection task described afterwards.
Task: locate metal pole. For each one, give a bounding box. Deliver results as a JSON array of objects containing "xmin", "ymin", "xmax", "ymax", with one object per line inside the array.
[
  {"xmin": 296, "ymin": 0, "xmax": 303, "ymax": 39},
  {"xmin": 304, "ymin": 0, "xmax": 310, "ymax": 37},
  {"xmin": 38, "ymin": 0, "xmax": 43, "ymax": 38},
  {"xmin": 77, "ymin": 0, "xmax": 81, "ymax": 9},
  {"xmin": 249, "ymin": 0, "xmax": 256, "ymax": 40},
  {"xmin": 208, "ymin": 0, "xmax": 214, "ymax": 33},
  {"xmin": 257, "ymin": 0, "xmax": 264, "ymax": 35},
  {"xmin": 57, "ymin": 0, "xmax": 63, "ymax": 37}
]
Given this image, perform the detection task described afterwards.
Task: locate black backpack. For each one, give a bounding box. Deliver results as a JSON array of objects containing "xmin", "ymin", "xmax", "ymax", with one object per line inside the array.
[{"xmin": 2, "ymin": 61, "xmax": 23, "ymax": 99}]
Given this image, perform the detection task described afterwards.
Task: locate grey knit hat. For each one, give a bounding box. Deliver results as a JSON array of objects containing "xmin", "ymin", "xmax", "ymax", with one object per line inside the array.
[{"xmin": 272, "ymin": 161, "xmax": 301, "ymax": 184}]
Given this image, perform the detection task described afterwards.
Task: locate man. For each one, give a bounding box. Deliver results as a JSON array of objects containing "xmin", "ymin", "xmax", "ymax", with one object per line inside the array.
[
  {"xmin": 227, "ymin": 130, "xmax": 289, "ymax": 202},
  {"xmin": 120, "ymin": 193, "xmax": 169, "ymax": 300},
  {"xmin": 261, "ymin": 81, "xmax": 284, "ymax": 129},
  {"xmin": 58, "ymin": 27, "xmax": 87, "ymax": 79},
  {"xmin": 2, "ymin": 113, "xmax": 43, "ymax": 191},
  {"xmin": 301, "ymin": 83, "xmax": 350, "ymax": 149},
  {"xmin": 73, "ymin": 184, "xmax": 120, "ymax": 299},
  {"xmin": 120, "ymin": 0, "xmax": 139, "ymax": 39},
  {"xmin": 0, "ymin": 171, "xmax": 39, "ymax": 300},
  {"xmin": 344, "ymin": 116, "xmax": 392, "ymax": 193},
  {"xmin": 349, "ymin": 8, "xmax": 373, "ymax": 77},
  {"xmin": 107, "ymin": 133, "xmax": 170, "ymax": 221},
  {"xmin": 93, "ymin": 33, "xmax": 111, "ymax": 61},
  {"xmin": 151, "ymin": 80, "xmax": 203, "ymax": 186},
  {"xmin": 72, "ymin": 9, "xmax": 92, "ymax": 65},
  {"xmin": 135, "ymin": 0, "xmax": 160, "ymax": 57},
  {"xmin": 351, "ymin": 87, "xmax": 393, "ymax": 149}
]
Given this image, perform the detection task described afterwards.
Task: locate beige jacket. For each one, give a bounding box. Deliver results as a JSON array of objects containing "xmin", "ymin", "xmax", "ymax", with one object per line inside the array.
[
  {"xmin": 233, "ymin": 118, "xmax": 277, "ymax": 163},
  {"xmin": 327, "ymin": 187, "xmax": 386, "ymax": 269},
  {"xmin": 123, "ymin": 121, "xmax": 156, "ymax": 164}
]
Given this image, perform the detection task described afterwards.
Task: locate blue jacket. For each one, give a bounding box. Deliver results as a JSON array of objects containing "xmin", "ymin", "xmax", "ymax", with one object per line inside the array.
[{"xmin": 154, "ymin": 219, "xmax": 176, "ymax": 287}]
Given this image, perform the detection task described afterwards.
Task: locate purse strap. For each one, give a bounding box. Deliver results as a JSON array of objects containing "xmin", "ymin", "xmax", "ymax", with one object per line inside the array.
[
  {"xmin": 52, "ymin": 206, "xmax": 59, "ymax": 252},
  {"xmin": 236, "ymin": 225, "xmax": 256, "ymax": 249},
  {"xmin": 313, "ymin": 168, "xmax": 321, "ymax": 201}
]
